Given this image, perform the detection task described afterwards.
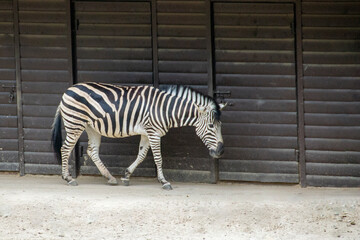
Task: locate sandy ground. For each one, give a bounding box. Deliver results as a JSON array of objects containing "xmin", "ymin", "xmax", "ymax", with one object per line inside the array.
[{"xmin": 0, "ymin": 174, "xmax": 359, "ymax": 240}]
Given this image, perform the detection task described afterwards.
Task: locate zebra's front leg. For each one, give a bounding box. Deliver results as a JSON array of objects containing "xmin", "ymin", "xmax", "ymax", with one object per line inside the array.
[
  {"xmin": 86, "ymin": 127, "xmax": 117, "ymax": 185},
  {"xmin": 121, "ymin": 135, "xmax": 150, "ymax": 186},
  {"xmin": 148, "ymin": 135, "xmax": 172, "ymax": 190}
]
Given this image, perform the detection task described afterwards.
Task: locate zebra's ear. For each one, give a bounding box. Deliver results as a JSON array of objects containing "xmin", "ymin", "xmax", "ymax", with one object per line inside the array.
[{"xmin": 219, "ymin": 102, "xmax": 228, "ymax": 111}]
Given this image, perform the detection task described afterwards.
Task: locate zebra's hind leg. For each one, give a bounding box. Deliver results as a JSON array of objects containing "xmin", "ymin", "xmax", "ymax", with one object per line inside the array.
[
  {"xmin": 121, "ymin": 135, "xmax": 150, "ymax": 186},
  {"xmin": 61, "ymin": 131, "xmax": 83, "ymax": 186},
  {"xmin": 148, "ymin": 135, "xmax": 172, "ymax": 190},
  {"xmin": 86, "ymin": 127, "xmax": 118, "ymax": 185}
]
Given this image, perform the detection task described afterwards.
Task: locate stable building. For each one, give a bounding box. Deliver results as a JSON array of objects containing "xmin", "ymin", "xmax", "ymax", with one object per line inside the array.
[{"xmin": 0, "ymin": 0, "xmax": 359, "ymax": 187}]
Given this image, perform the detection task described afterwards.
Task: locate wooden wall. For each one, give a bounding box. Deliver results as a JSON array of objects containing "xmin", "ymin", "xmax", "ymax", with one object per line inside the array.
[
  {"xmin": 213, "ymin": 2, "xmax": 299, "ymax": 183},
  {"xmin": 18, "ymin": 0, "xmax": 69, "ymax": 174},
  {"xmin": 0, "ymin": 0, "xmax": 359, "ymax": 187},
  {"xmin": 302, "ymin": 0, "xmax": 360, "ymax": 186},
  {"xmin": 0, "ymin": 0, "xmax": 18, "ymax": 171}
]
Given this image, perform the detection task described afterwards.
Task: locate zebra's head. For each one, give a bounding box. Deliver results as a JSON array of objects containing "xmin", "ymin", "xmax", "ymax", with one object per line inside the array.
[{"xmin": 195, "ymin": 102, "xmax": 227, "ymax": 159}]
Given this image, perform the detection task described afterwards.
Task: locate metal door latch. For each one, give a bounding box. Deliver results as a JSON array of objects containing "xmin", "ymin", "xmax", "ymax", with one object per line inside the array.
[
  {"xmin": 214, "ymin": 90, "xmax": 233, "ymax": 106},
  {"xmin": 1, "ymin": 84, "xmax": 16, "ymax": 103}
]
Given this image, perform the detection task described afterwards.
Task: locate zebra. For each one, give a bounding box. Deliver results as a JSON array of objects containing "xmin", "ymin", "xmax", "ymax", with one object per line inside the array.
[{"xmin": 51, "ymin": 82, "xmax": 226, "ymax": 190}]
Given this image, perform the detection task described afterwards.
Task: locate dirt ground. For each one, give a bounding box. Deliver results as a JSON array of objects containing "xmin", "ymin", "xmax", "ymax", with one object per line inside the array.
[{"xmin": 0, "ymin": 174, "xmax": 359, "ymax": 240}]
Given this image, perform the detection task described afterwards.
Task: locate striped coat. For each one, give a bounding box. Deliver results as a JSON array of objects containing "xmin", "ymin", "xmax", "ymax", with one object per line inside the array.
[{"xmin": 52, "ymin": 83, "xmax": 225, "ymax": 189}]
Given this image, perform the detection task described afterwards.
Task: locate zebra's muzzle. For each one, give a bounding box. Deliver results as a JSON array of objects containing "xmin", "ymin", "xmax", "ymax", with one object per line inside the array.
[{"xmin": 210, "ymin": 142, "xmax": 224, "ymax": 159}]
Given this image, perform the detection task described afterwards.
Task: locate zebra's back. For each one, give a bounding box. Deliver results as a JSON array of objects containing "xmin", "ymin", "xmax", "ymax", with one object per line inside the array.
[{"xmin": 60, "ymin": 82, "xmax": 152, "ymax": 138}]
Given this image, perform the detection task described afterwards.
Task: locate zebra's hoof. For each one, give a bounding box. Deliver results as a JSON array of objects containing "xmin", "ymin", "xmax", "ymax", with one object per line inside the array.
[
  {"xmin": 68, "ymin": 179, "xmax": 78, "ymax": 186},
  {"xmin": 121, "ymin": 178, "xmax": 130, "ymax": 186},
  {"xmin": 162, "ymin": 183, "xmax": 173, "ymax": 190},
  {"xmin": 107, "ymin": 178, "xmax": 118, "ymax": 186}
]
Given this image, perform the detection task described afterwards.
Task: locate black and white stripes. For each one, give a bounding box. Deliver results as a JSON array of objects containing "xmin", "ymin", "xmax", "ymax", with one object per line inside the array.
[{"xmin": 52, "ymin": 82, "xmax": 225, "ymax": 189}]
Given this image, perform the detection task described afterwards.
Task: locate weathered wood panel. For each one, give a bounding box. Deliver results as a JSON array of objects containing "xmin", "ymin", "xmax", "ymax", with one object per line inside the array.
[
  {"xmin": 75, "ymin": 1, "xmax": 155, "ymax": 176},
  {"xmin": 214, "ymin": 2, "xmax": 298, "ymax": 183},
  {"xmin": 157, "ymin": 0, "xmax": 207, "ymax": 93},
  {"xmin": 0, "ymin": 0, "xmax": 18, "ymax": 171},
  {"xmin": 18, "ymin": 0, "xmax": 69, "ymax": 173},
  {"xmin": 302, "ymin": 0, "xmax": 360, "ymax": 187},
  {"xmin": 75, "ymin": 1, "xmax": 152, "ymax": 85}
]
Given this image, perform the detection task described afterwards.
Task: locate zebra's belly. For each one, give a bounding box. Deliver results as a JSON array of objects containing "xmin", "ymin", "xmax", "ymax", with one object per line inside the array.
[{"xmin": 88, "ymin": 121, "xmax": 147, "ymax": 138}]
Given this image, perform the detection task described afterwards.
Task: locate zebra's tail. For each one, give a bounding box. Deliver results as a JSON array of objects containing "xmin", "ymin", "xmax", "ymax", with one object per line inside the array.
[{"xmin": 51, "ymin": 106, "xmax": 62, "ymax": 164}]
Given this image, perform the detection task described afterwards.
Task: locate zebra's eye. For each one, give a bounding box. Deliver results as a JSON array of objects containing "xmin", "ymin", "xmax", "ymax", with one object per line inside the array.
[{"xmin": 208, "ymin": 124, "xmax": 214, "ymax": 129}]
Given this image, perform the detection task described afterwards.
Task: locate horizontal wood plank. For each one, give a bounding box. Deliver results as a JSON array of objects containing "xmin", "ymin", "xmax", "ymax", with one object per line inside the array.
[
  {"xmin": 19, "ymin": 11, "xmax": 66, "ymax": 23},
  {"xmin": 305, "ymin": 101, "xmax": 360, "ymax": 114},
  {"xmin": 224, "ymin": 135, "xmax": 298, "ymax": 149},
  {"xmin": 77, "ymin": 24, "xmax": 151, "ymax": 37},
  {"xmin": 306, "ymin": 150, "xmax": 360, "ymax": 164},
  {"xmin": 305, "ymin": 138, "xmax": 360, "ymax": 151},
  {"xmin": 214, "ymin": 3, "xmax": 293, "ymax": 14},
  {"xmin": 19, "ymin": 0, "xmax": 65, "ymax": 11},
  {"xmin": 215, "ymin": 38, "xmax": 294, "ymax": 51},
  {"xmin": 214, "ymin": 13, "xmax": 293, "ymax": 26},
  {"xmin": 215, "ymin": 26, "xmax": 292, "ymax": 39},
  {"xmin": 216, "ymin": 74, "xmax": 295, "ymax": 87},
  {"xmin": 220, "ymin": 160, "xmax": 298, "ymax": 174},
  {"xmin": 158, "ymin": 25, "xmax": 206, "ymax": 37},
  {"xmin": 77, "ymin": 47, "xmax": 152, "ymax": 60},
  {"xmin": 216, "ymin": 50, "xmax": 295, "ymax": 63},
  {"xmin": 221, "ymin": 147, "xmax": 296, "ymax": 161},
  {"xmin": 158, "ymin": 73, "xmax": 207, "ymax": 85},
  {"xmin": 304, "ymin": 76, "xmax": 360, "ymax": 89},
  {"xmin": 159, "ymin": 61, "xmax": 207, "ymax": 73},
  {"xmin": 305, "ymin": 126, "xmax": 360, "ymax": 139},
  {"xmin": 77, "ymin": 71, "xmax": 152, "ymax": 84},
  {"xmin": 303, "ymin": 39, "xmax": 360, "ymax": 52},
  {"xmin": 222, "ymin": 99, "xmax": 296, "ymax": 112},
  {"xmin": 306, "ymin": 175, "xmax": 360, "ymax": 187},
  {"xmin": 303, "ymin": 15, "xmax": 360, "ymax": 27},
  {"xmin": 0, "ymin": 116, "xmax": 17, "ymax": 127},
  {"xmin": 157, "ymin": 1, "xmax": 205, "ymax": 13},
  {"xmin": 305, "ymin": 113, "xmax": 360, "ymax": 126},
  {"xmin": 222, "ymin": 123, "xmax": 297, "ymax": 136},
  {"xmin": 19, "ymin": 23, "xmax": 66, "ymax": 35},
  {"xmin": 75, "ymin": 2, "xmax": 150, "ymax": 12},
  {"xmin": 220, "ymin": 172, "xmax": 299, "ymax": 183},
  {"xmin": 157, "ymin": 13, "xmax": 205, "ymax": 25},
  {"xmin": 302, "ymin": 2, "xmax": 360, "ymax": 14},
  {"xmin": 77, "ymin": 59, "xmax": 152, "ymax": 72},
  {"xmin": 158, "ymin": 49, "xmax": 207, "ymax": 61},
  {"xmin": 304, "ymin": 89, "xmax": 360, "ymax": 101},
  {"xmin": 216, "ymin": 62, "xmax": 295, "ymax": 75},
  {"xmin": 306, "ymin": 163, "xmax": 360, "ymax": 177},
  {"xmin": 77, "ymin": 12, "xmax": 150, "ymax": 24},
  {"xmin": 77, "ymin": 36, "xmax": 151, "ymax": 48},
  {"xmin": 218, "ymin": 86, "xmax": 296, "ymax": 100},
  {"xmin": 222, "ymin": 111, "xmax": 297, "ymax": 124}
]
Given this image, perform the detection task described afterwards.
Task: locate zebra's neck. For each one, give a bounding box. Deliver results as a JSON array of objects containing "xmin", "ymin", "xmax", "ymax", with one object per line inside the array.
[
  {"xmin": 167, "ymin": 96, "xmax": 198, "ymax": 129},
  {"xmin": 159, "ymin": 85, "xmax": 219, "ymax": 129}
]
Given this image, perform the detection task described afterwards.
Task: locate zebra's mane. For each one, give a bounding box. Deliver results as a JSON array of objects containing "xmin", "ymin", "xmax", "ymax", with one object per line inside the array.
[{"xmin": 158, "ymin": 85, "xmax": 221, "ymax": 120}]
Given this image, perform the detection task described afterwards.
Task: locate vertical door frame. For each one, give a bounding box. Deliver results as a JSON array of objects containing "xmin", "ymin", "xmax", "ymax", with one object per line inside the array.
[
  {"xmin": 294, "ymin": 0, "xmax": 306, "ymax": 187},
  {"xmin": 67, "ymin": 0, "xmax": 80, "ymax": 177},
  {"xmin": 206, "ymin": 0, "xmax": 218, "ymax": 183},
  {"xmin": 151, "ymin": 0, "xmax": 159, "ymax": 88},
  {"xmin": 13, "ymin": 0, "xmax": 25, "ymax": 175}
]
